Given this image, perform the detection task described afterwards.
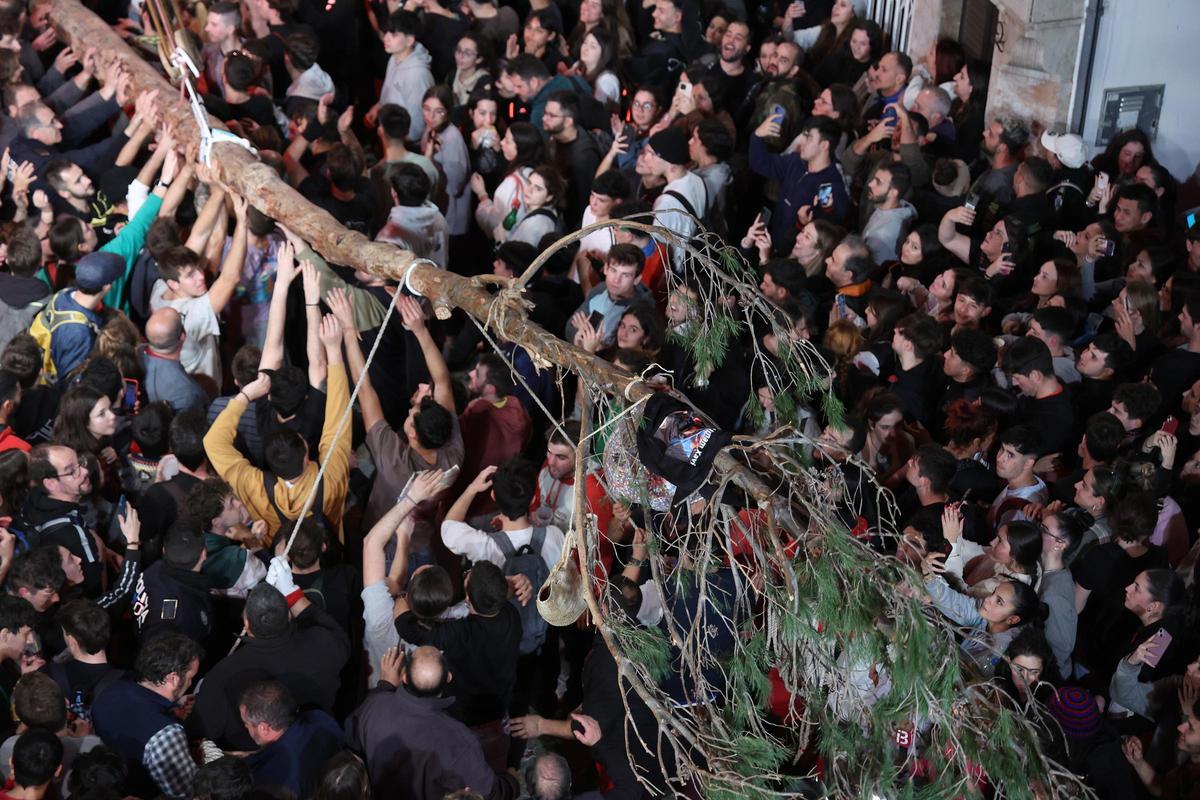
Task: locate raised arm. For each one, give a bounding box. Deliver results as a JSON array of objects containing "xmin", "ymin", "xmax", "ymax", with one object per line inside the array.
[
  {"xmin": 363, "ymin": 470, "xmax": 445, "ymax": 586},
  {"xmin": 327, "ymin": 288, "xmax": 384, "ymax": 431},
  {"xmin": 259, "ymin": 241, "xmax": 297, "ymax": 371},
  {"xmin": 185, "ymin": 164, "xmax": 231, "ymax": 255},
  {"xmin": 397, "ymin": 295, "xmax": 454, "ymax": 413},
  {"xmin": 209, "ymin": 194, "xmax": 247, "ymax": 314},
  {"xmin": 444, "ymin": 466, "xmax": 497, "ymax": 524},
  {"xmin": 302, "ymin": 260, "xmax": 328, "ymax": 388},
  {"xmin": 938, "ymin": 206, "xmax": 975, "ymax": 264}
]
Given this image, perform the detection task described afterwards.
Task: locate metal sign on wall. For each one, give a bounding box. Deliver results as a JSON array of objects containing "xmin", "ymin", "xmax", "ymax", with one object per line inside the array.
[{"xmin": 1095, "ymin": 84, "xmax": 1165, "ymax": 147}]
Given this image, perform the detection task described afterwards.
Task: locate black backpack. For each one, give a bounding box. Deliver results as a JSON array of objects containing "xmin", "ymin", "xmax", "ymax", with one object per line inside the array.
[{"xmin": 486, "ymin": 527, "xmax": 550, "ymax": 655}]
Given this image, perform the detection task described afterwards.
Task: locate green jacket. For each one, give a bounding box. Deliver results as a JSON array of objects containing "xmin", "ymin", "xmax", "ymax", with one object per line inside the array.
[{"xmin": 100, "ymin": 192, "xmax": 163, "ymax": 315}]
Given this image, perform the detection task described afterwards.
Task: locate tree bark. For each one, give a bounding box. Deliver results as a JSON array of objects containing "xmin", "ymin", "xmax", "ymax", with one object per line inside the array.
[{"xmin": 48, "ymin": 0, "xmax": 778, "ymax": 508}]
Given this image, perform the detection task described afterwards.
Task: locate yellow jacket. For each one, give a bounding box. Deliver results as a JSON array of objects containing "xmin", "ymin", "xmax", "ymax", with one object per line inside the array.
[{"xmin": 204, "ymin": 363, "xmax": 352, "ymax": 540}]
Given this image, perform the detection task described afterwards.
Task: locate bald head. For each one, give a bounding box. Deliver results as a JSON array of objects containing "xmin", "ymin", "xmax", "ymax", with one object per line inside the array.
[
  {"xmin": 527, "ymin": 753, "xmax": 572, "ymax": 800},
  {"xmin": 405, "ymin": 646, "xmax": 448, "ymax": 697},
  {"xmin": 146, "ymin": 308, "xmax": 184, "ymax": 353}
]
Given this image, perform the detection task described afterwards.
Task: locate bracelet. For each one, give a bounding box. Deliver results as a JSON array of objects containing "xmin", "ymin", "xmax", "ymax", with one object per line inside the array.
[
  {"xmin": 156, "ymin": 181, "xmax": 171, "ymax": 190},
  {"xmin": 305, "ymin": 302, "xmax": 320, "ymax": 307},
  {"xmin": 237, "ymin": 391, "xmax": 250, "ymax": 404},
  {"xmin": 629, "ymin": 557, "xmax": 649, "ymax": 568},
  {"xmin": 395, "ymin": 493, "xmax": 412, "ymax": 506}
]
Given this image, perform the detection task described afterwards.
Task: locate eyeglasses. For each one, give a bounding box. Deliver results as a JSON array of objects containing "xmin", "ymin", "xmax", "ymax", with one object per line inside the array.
[
  {"xmin": 423, "ymin": 106, "xmax": 447, "ymax": 117},
  {"xmin": 55, "ymin": 457, "xmax": 86, "ymax": 480},
  {"xmin": 455, "ymin": 47, "xmax": 478, "ymax": 57},
  {"xmin": 631, "ymin": 101, "xmax": 655, "ymax": 111}
]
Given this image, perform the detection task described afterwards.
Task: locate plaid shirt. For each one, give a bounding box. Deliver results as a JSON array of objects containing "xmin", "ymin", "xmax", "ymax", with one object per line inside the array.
[{"xmin": 143, "ymin": 723, "xmax": 197, "ymax": 799}]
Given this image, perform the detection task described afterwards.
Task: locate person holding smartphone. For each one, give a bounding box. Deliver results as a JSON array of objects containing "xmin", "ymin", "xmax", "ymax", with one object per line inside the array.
[{"xmin": 748, "ymin": 114, "xmax": 849, "ymax": 254}]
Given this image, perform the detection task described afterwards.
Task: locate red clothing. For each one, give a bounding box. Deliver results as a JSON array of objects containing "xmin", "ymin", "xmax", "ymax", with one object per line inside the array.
[
  {"xmin": 457, "ymin": 397, "xmax": 531, "ymax": 517},
  {"xmin": 0, "ymin": 426, "xmax": 29, "ymax": 453}
]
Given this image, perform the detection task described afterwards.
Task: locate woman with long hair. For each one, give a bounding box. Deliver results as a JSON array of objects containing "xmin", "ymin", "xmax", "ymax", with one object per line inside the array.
[
  {"xmin": 420, "ymin": 85, "xmax": 471, "ymax": 242},
  {"xmin": 1092, "ymin": 128, "xmax": 1158, "ymax": 188},
  {"xmin": 470, "ymin": 121, "xmax": 544, "ymax": 240},
  {"xmin": 450, "ymin": 33, "xmax": 489, "ymax": 108},
  {"xmin": 1111, "ymin": 279, "xmax": 1162, "ymax": 361},
  {"xmin": 576, "ymin": 27, "xmax": 621, "ymax": 108},
  {"xmin": 883, "ymin": 224, "xmax": 946, "ymax": 290},
  {"xmin": 811, "ymin": 83, "xmax": 860, "ymax": 159},
  {"xmin": 501, "ymin": 164, "xmax": 564, "ymax": 246},
  {"xmin": 52, "ymin": 384, "xmax": 121, "ymax": 497},
  {"xmin": 859, "ymin": 391, "xmax": 914, "ymax": 488},
  {"xmin": 813, "ymin": 19, "xmax": 882, "ymax": 90},
  {"xmin": 921, "ymin": 569, "xmax": 1047, "ymax": 678},
  {"xmin": 568, "ymin": 0, "xmax": 634, "ymax": 59},
  {"xmin": 792, "ymin": 0, "xmax": 857, "ymax": 70},
  {"xmin": 790, "ymin": 219, "xmax": 845, "ymax": 284},
  {"xmin": 465, "ymin": 87, "xmax": 505, "ymax": 187},
  {"xmin": 1073, "ymin": 462, "xmax": 1126, "ymax": 553},
  {"xmin": 950, "ymin": 58, "xmax": 989, "ymax": 162},
  {"xmin": 575, "ymin": 304, "xmax": 664, "ymax": 360}
]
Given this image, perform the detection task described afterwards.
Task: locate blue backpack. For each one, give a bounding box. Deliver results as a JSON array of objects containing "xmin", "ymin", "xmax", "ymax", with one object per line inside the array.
[{"xmin": 487, "ymin": 528, "xmax": 550, "ymax": 655}]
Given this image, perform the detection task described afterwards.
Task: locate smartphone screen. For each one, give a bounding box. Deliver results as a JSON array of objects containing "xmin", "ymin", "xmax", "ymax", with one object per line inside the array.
[
  {"xmin": 771, "ymin": 103, "xmax": 786, "ymax": 122},
  {"xmin": 817, "ymin": 183, "xmax": 833, "ymax": 207},
  {"xmin": 964, "ymin": 192, "xmax": 980, "ymax": 211},
  {"xmin": 759, "ymin": 206, "xmax": 773, "ymax": 227},
  {"xmin": 1101, "ymin": 239, "xmax": 1117, "ymax": 258},
  {"xmin": 1162, "ymin": 416, "xmax": 1179, "ymax": 436}
]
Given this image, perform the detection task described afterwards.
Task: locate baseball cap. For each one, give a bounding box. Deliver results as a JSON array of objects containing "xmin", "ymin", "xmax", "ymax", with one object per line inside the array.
[
  {"xmin": 74, "ymin": 252, "xmax": 124, "ymax": 293},
  {"xmin": 1041, "ymin": 131, "xmax": 1087, "ymax": 170}
]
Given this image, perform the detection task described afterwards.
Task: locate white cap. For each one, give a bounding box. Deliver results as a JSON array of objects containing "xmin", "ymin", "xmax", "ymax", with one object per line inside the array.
[{"xmin": 1041, "ymin": 131, "xmax": 1088, "ymax": 170}]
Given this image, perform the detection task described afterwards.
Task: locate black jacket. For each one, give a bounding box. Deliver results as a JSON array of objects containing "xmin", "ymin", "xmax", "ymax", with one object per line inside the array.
[
  {"xmin": 187, "ymin": 603, "xmax": 350, "ymax": 751},
  {"xmin": 345, "ymin": 683, "xmax": 517, "ymax": 800},
  {"xmin": 19, "ymin": 489, "xmax": 104, "ymax": 595},
  {"xmin": 132, "ymin": 561, "xmax": 212, "ymax": 643}
]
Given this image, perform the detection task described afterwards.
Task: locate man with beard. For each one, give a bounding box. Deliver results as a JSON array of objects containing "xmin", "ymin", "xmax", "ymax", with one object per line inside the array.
[
  {"xmin": 542, "ymin": 92, "xmax": 600, "ymax": 228},
  {"xmin": 706, "ymin": 20, "xmax": 752, "ymax": 108},
  {"xmin": 92, "ymin": 633, "xmax": 204, "ymax": 800}
]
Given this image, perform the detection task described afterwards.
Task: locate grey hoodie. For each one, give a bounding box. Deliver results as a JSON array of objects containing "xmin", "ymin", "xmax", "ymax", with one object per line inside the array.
[
  {"xmin": 381, "ymin": 44, "xmax": 435, "ymax": 140},
  {"xmin": 376, "ymin": 202, "xmax": 449, "ymax": 269},
  {"xmin": 862, "ymin": 200, "xmax": 917, "ymax": 264}
]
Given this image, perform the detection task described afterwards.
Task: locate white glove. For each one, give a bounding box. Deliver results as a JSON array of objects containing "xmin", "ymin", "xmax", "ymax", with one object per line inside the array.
[{"xmin": 266, "ymin": 555, "xmax": 297, "ymax": 595}]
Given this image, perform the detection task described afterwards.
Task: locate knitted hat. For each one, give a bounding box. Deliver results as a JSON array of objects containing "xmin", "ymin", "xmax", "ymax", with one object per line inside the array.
[
  {"xmin": 1049, "ymin": 686, "xmax": 1101, "ymax": 739},
  {"xmin": 647, "ymin": 127, "xmax": 688, "ymax": 166}
]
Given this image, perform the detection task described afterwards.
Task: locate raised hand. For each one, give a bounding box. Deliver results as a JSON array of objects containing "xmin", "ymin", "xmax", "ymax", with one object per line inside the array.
[
  {"xmin": 318, "ymin": 314, "xmax": 343, "ymax": 348},
  {"xmin": 396, "ymin": 295, "xmax": 426, "ymax": 332},
  {"xmin": 325, "ymin": 287, "xmax": 356, "ymax": 331}
]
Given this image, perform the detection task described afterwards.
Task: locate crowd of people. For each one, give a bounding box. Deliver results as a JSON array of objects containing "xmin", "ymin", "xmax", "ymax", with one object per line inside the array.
[{"xmin": 0, "ymin": 0, "xmax": 1199, "ymax": 796}]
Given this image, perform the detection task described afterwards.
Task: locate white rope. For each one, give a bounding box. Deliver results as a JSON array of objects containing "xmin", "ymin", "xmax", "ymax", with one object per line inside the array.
[{"xmin": 280, "ymin": 260, "xmax": 431, "ymax": 556}]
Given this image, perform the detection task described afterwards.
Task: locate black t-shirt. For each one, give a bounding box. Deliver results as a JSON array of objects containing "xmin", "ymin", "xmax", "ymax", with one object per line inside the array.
[
  {"xmin": 45, "ymin": 659, "xmax": 123, "ymax": 719},
  {"xmin": 293, "ymin": 564, "xmax": 358, "ymax": 637},
  {"xmin": 201, "ymin": 94, "xmax": 279, "ymax": 129},
  {"xmin": 1024, "ymin": 389, "xmax": 1074, "ymax": 455},
  {"xmin": 297, "ymin": 175, "xmax": 376, "ymax": 236},
  {"xmin": 135, "ymin": 473, "xmax": 202, "ymax": 562},
  {"xmin": 394, "ymin": 604, "xmax": 521, "ymax": 727},
  {"xmin": 10, "ymin": 383, "xmax": 59, "ymax": 445},
  {"xmin": 1151, "ymin": 347, "xmax": 1200, "ymax": 416},
  {"xmin": 1072, "ymin": 542, "xmax": 1169, "ymax": 676}
]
